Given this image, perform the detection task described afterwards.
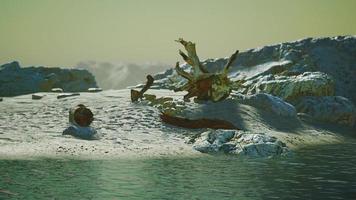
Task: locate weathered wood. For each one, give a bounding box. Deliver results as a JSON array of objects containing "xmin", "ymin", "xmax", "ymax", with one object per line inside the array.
[
  {"xmin": 131, "ymin": 75, "xmax": 154, "ymax": 102},
  {"xmin": 160, "ymin": 113, "xmax": 239, "ymax": 130},
  {"xmin": 223, "ymin": 50, "xmax": 239, "ymax": 74},
  {"xmin": 174, "ymin": 38, "xmax": 239, "ymax": 102}
]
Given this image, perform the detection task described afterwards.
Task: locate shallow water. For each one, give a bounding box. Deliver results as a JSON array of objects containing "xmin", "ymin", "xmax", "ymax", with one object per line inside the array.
[{"xmin": 1, "ymin": 143, "xmax": 356, "ymax": 200}]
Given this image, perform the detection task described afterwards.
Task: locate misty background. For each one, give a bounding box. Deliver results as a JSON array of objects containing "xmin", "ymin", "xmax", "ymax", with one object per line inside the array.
[{"xmin": 76, "ymin": 61, "xmax": 170, "ymax": 89}]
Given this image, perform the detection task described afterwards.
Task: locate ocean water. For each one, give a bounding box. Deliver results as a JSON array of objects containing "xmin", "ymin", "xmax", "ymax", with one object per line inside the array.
[{"xmin": 1, "ymin": 143, "xmax": 356, "ymax": 200}]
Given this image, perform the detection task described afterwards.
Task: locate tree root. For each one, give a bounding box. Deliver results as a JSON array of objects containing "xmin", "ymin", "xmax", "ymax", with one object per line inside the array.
[{"xmin": 160, "ymin": 112, "xmax": 239, "ymax": 130}]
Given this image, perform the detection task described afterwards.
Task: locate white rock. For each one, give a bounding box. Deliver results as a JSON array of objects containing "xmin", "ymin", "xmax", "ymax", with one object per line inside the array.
[
  {"xmin": 193, "ymin": 130, "xmax": 289, "ymax": 157},
  {"xmin": 88, "ymin": 87, "xmax": 103, "ymax": 92},
  {"xmin": 57, "ymin": 93, "xmax": 80, "ymax": 99},
  {"xmin": 231, "ymin": 133, "xmax": 289, "ymax": 157},
  {"xmin": 193, "ymin": 130, "xmax": 236, "ymax": 153},
  {"xmin": 241, "ymin": 72, "xmax": 334, "ymax": 102},
  {"xmin": 51, "ymin": 88, "xmax": 63, "ymax": 93}
]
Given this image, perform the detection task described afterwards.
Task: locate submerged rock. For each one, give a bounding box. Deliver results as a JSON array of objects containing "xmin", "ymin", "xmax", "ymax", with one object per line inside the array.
[
  {"xmin": 295, "ymin": 96, "xmax": 356, "ymax": 126},
  {"xmin": 0, "ymin": 61, "xmax": 98, "ymax": 97},
  {"xmin": 192, "ymin": 130, "xmax": 289, "ymax": 157},
  {"xmin": 232, "ymin": 93, "xmax": 297, "ymax": 117}
]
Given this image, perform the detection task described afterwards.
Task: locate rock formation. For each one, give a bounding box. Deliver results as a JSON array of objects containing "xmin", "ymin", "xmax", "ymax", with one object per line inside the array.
[
  {"xmin": 295, "ymin": 96, "xmax": 355, "ymax": 126},
  {"xmin": 192, "ymin": 129, "xmax": 289, "ymax": 157},
  {"xmin": 0, "ymin": 61, "xmax": 98, "ymax": 97},
  {"xmin": 147, "ymin": 36, "xmax": 356, "ymax": 126}
]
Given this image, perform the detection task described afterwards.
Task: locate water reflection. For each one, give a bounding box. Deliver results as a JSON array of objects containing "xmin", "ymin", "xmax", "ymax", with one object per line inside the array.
[{"xmin": 1, "ymin": 142, "xmax": 356, "ymax": 199}]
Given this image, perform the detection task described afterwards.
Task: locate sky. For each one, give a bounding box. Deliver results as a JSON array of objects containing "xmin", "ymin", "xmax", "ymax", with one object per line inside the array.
[{"xmin": 1, "ymin": 0, "xmax": 356, "ymax": 67}]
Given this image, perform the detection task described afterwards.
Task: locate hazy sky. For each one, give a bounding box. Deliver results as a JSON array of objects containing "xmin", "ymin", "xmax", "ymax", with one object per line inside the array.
[{"xmin": 1, "ymin": 0, "xmax": 355, "ymax": 67}]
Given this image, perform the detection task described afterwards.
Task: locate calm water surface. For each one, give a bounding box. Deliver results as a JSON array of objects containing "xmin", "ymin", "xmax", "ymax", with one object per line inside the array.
[{"xmin": 1, "ymin": 143, "xmax": 356, "ymax": 199}]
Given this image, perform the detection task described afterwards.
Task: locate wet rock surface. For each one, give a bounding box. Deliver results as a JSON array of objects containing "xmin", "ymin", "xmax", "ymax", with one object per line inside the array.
[
  {"xmin": 295, "ymin": 96, "xmax": 356, "ymax": 126},
  {"xmin": 192, "ymin": 129, "xmax": 290, "ymax": 157}
]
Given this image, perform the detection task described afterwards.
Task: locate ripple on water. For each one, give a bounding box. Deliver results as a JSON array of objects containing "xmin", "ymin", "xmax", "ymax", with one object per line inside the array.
[{"xmin": 1, "ymin": 142, "xmax": 356, "ymax": 199}]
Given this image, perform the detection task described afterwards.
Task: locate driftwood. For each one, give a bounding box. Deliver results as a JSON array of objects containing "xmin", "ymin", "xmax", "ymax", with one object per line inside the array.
[
  {"xmin": 174, "ymin": 38, "xmax": 239, "ymax": 102},
  {"xmin": 160, "ymin": 113, "xmax": 239, "ymax": 130},
  {"xmin": 131, "ymin": 75, "xmax": 154, "ymax": 102}
]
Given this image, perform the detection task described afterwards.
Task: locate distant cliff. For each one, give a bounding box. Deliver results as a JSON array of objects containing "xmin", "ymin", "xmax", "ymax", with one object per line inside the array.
[{"xmin": 0, "ymin": 61, "xmax": 98, "ymax": 97}]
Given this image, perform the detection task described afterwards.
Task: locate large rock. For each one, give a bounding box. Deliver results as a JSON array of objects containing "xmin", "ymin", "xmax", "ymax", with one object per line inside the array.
[
  {"xmin": 148, "ymin": 36, "xmax": 356, "ymax": 105},
  {"xmin": 232, "ymin": 93, "xmax": 297, "ymax": 117},
  {"xmin": 229, "ymin": 133, "xmax": 289, "ymax": 157},
  {"xmin": 192, "ymin": 130, "xmax": 289, "ymax": 157},
  {"xmin": 295, "ymin": 96, "xmax": 356, "ymax": 126},
  {"xmin": 193, "ymin": 130, "xmax": 236, "ymax": 153},
  {"xmin": 239, "ymin": 72, "xmax": 334, "ymax": 102},
  {"xmin": 0, "ymin": 61, "xmax": 98, "ymax": 97}
]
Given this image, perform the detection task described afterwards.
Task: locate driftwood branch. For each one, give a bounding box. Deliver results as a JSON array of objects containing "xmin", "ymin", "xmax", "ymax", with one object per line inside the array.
[
  {"xmin": 131, "ymin": 75, "xmax": 154, "ymax": 102},
  {"xmin": 223, "ymin": 50, "xmax": 239, "ymax": 74},
  {"xmin": 160, "ymin": 112, "xmax": 239, "ymax": 130},
  {"xmin": 175, "ymin": 62, "xmax": 193, "ymax": 81}
]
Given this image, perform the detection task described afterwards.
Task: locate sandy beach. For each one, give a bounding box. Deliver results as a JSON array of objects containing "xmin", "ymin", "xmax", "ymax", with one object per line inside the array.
[{"xmin": 0, "ymin": 89, "xmax": 353, "ymax": 160}]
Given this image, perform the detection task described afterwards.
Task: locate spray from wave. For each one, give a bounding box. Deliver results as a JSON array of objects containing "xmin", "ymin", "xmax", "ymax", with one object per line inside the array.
[{"xmin": 76, "ymin": 61, "xmax": 170, "ymax": 89}]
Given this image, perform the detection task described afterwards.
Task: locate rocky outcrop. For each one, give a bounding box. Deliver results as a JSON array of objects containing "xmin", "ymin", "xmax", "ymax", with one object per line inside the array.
[
  {"xmin": 192, "ymin": 129, "xmax": 289, "ymax": 157},
  {"xmin": 237, "ymin": 72, "xmax": 334, "ymax": 102},
  {"xmin": 147, "ymin": 36, "xmax": 356, "ymax": 126},
  {"xmin": 232, "ymin": 93, "xmax": 297, "ymax": 117},
  {"xmin": 0, "ymin": 61, "xmax": 98, "ymax": 97},
  {"xmin": 149, "ymin": 36, "xmax": 356, "ymax": 105},
  {"xmin": 295, "ymin": 96, "xmax": 356, "ymax": 126}
]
